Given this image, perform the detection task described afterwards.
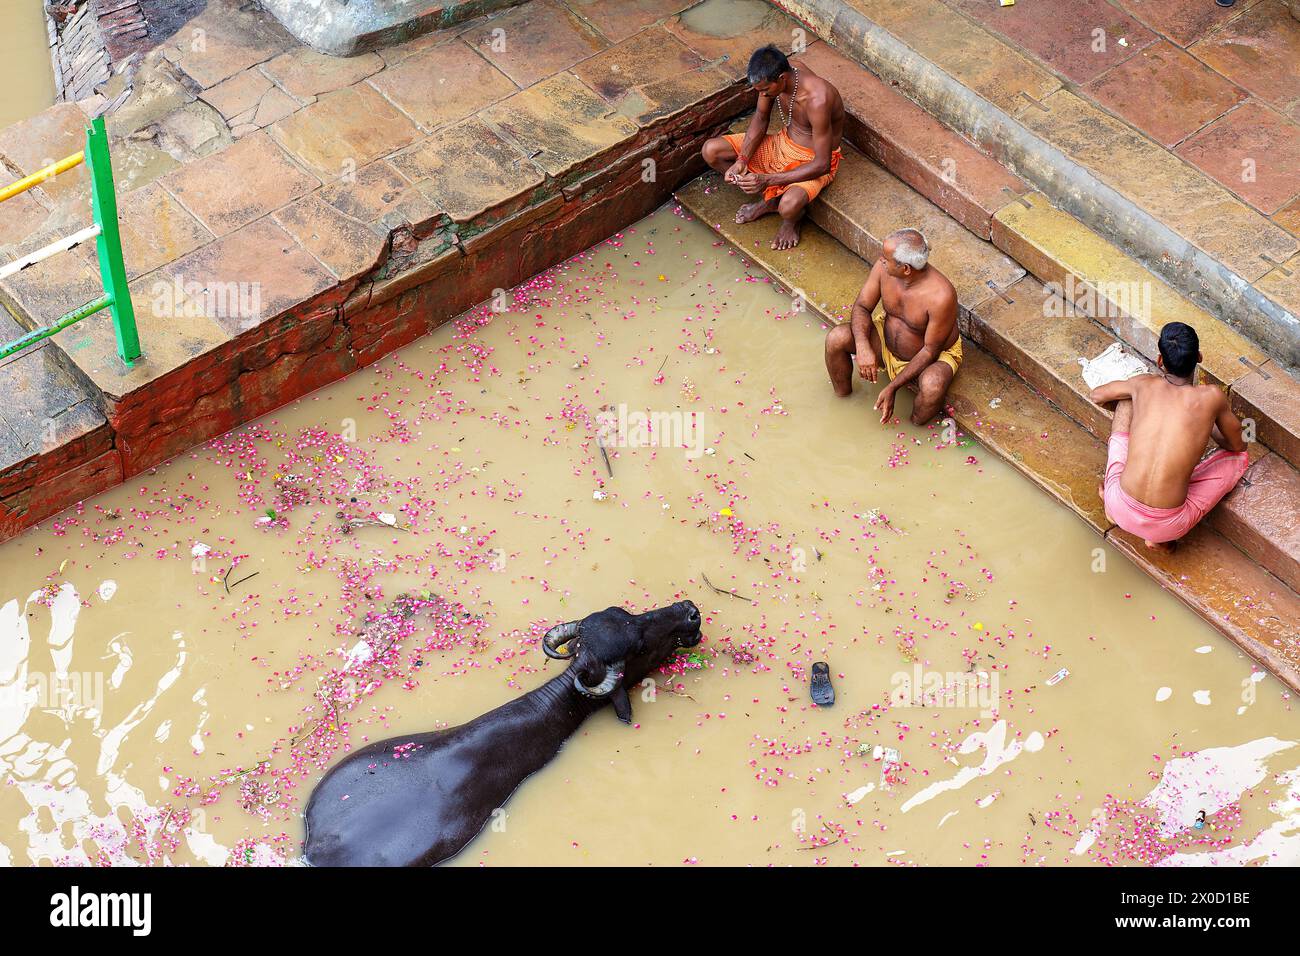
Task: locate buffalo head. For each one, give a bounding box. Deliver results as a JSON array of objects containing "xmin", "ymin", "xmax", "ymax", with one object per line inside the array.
[{"xmin": 542, "ymin": 600, "xmax": 701, "ymax": 723}]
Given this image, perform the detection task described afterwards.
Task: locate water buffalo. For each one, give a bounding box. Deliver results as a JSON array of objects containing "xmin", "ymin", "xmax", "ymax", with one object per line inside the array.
[{"xmin": 302, "ymin": 600, "xmax": 702, "ymax": 866}]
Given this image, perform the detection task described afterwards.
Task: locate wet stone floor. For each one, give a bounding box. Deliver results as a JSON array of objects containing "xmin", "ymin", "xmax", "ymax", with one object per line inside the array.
[{"xmin": 0, "ymin": 205, "xmax": 1297, "ymax": 867}]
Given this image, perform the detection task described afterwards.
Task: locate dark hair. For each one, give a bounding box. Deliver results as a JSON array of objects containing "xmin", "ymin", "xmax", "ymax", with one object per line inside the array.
[
  {"xmin": 1158, "ymin": 322, "xmax": 1199, "ymax": 377},
  {"xmin": 747, "ymin": 45, "xmax": 790, "ymax": 85}
]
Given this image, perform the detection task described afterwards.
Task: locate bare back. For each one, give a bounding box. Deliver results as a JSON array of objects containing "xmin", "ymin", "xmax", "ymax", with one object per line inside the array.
[{"xmin": 1122, "ymin": 376, "xmax": 1228, "ymax": 507}]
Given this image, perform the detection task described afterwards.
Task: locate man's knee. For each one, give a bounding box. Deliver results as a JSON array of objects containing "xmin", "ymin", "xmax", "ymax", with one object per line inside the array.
[
  {"xmin": 702, "ymin": 137, "xmax": 732, "ymax": 164},
  {"xmin": 825, "ymin": 324, "xmax": 853, "ymax": 355},
  {"xmin": 914, "ymin": 364, "xmax": 953, "ymax": 410},
  {"xmin": 778, "ymin": 188, "xmax": 809, "ymax": 218}
]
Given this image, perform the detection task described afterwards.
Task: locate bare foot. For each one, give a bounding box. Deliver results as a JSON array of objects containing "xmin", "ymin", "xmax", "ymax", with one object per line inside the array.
[
  {"xmin": 771, "ymin": 218, "xmax": 801, "ymax": 251},
  {"xmin": 735, "ymin": 199, "xmax": 776, "ymax": 225},
  {"xmin": 1144, "ymin": 538, "xmax": 1177, "ymax": 554}
]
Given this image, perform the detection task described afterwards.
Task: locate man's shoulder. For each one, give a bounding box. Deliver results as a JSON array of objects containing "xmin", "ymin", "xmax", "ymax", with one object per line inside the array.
[{"xmin": 918, "ymin": 268, "xmax": 957, "ymax": 304}]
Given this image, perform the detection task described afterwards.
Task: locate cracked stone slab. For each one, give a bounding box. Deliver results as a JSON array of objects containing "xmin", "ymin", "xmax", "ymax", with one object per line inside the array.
[
  {"xmin": 366, "ymin": 37, "xmax": 518, "ymax": 132},
  {"xmin": 390, "ymin": 118, "xmax": 544, "ymax": 221},
  {"xmin": 201, "ymin": 68, "xmax": 276, "ymax": 120},
  {"xmin": 261, "ymin": 46, "xmax": 387, "ymax": 100},
  {"xmin": 479, "ymin": 72, "xmax": 638, "ymax": 179},
  {"xmin": 572, "ymin": 26, "xmax": 733, "ymax": 127},
  {"xmin": 160, "ymin": 0, "xmax": 293, "ymax": 90},
  {"xmin": 467, "ymin": 0, "xmax": 608, "ymax": 88},
  {"xmin": 273, "ymin": 193, "xmax": 390, "ymax": 282},
  {"xmin": 161, "ymin": 130, "xmax": 318, "ymax": 237},
  {"xmin": 317, "ymin": 160, "xmax": 442, "ymax": 231},
  {"xmin": 268, "ymin": 84, "xmax": 423, "ymax": 182}
]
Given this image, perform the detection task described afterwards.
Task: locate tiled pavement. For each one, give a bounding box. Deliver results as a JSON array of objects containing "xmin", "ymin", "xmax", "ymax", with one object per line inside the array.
[
  {"xmin": 0, "ymin": 0, "xmax": 786, "ymax": 531},
  {"xmin": 947, "ymin": 0, "xmax": 1300, "ymax": 232}
]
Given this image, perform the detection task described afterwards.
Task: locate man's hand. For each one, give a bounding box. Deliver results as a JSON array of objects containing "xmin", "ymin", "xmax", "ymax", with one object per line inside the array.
[
  {"xmin": 724, "ymin": 158, "xmax": 748, "ymax": 184},
  {"xmin": 874, "ymin": 384, "xmax": 896, "ymax": 424},
  {"xmin": 857, "ymin": 350, "xmax": 880, "ymax": 384},
  {"xmin": 734, "ymin": 170, "xmax": 767, "ymax": 195}
]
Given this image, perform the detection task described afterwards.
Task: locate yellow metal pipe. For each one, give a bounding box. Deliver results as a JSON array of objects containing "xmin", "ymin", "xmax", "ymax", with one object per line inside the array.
[{"xmin": 0, "ymin": 151, "xmax": 85, "ymax": 204}]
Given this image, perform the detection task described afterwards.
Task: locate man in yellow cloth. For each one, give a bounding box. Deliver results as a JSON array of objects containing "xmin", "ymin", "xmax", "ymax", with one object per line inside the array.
[{"xmin": 701, "ymin": 45, "xmax": 845, "ymax": 251}]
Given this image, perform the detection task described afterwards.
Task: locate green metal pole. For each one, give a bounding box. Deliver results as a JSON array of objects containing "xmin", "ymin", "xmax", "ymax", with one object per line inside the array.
[{"xmin": 85, "ymin": 114, "xmax": 141, "ymax": 367}]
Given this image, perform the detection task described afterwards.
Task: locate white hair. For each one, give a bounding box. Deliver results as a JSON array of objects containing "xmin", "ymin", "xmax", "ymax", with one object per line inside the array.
[{"xmin": 886, "ymin": 228, "xmax": 929, "ymax": 270}]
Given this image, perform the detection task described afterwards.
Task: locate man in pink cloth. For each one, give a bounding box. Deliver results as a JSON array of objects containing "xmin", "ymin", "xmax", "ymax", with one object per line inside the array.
[{"xmin": 1089, "ymin": 322, "xmax": 1249, "ymax": 553}]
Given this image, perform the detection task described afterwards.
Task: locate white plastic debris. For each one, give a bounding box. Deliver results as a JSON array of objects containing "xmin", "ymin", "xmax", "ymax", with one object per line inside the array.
[
  {"xmin": 1079, "ymin": 342, "xmax": 1148, "ymax": 390},
  {"xmin": 97, "ymin": 580, "xmax": 117, "ymax": 602},
  {"xmin": 191, "ymin": 542, "xmax": 211, "ymax": 557},
  {"xmin": 593, "ymin": 490, "xmax": 608, "ymax": 501},
  {"xmin": 346, "ymin": 641, "xmax": 373, "ymax": 664},
  {"xmin": 377, "ymin": 512, "xmax": 397, "ymax": 526},
  {"xmin": 1047, "ymin": 667, "xmax": 1070, "ymax": 686}
]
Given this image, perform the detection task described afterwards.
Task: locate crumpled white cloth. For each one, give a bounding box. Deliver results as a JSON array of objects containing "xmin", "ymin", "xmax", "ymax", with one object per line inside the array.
[{"xmin": 1078, "ymin": 341, "xmax": 1149, "ymax": 391}]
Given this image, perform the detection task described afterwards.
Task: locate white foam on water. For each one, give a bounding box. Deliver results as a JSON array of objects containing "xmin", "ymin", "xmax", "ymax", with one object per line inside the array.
[
  {"xmin": 1143, "ymin": 736, "xmax": 1295, "ymax": 841},
  {"xmin": 1073, "ymin": 830, "xmax": 1098, "ymax": 855},
  {"xmin": 1159, "ymin": 766, "xmax": 1300, "ymax": 867},
  {"xmin": 845, "ymin": 782, "xmax": 874, "ymax": 804},
  {"xmin": 938, "ymin": 810, "xmax": 959, "ymax": 828},
  {"xmin": 46, "ymin": 583, "xmax": 81, "ymax": 679},
  {"xmin": 98, "ymin": 580, "xmax": 117, "ymax": 602},
  {"xmin": 901, "ymin": 720, "xmax": 1044, "ymax": 813}
]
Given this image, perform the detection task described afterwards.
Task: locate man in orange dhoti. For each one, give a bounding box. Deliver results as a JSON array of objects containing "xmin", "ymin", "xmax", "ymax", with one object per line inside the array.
[{"xmin": 701, "ymin": 45, "xmax": 846, "ymax": 251}]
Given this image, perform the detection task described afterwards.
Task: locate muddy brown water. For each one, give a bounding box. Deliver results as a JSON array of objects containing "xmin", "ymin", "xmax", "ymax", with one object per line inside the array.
[
  {"xmin": 0, "ymin": 0, "xmax": 56, "ymax": 129},
  {"xmin": 1, "ymin": 205, "xmax": 1296, "ymax": 867}
]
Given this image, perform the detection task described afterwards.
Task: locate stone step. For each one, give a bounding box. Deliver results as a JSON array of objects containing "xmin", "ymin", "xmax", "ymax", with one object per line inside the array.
[
  {"xmin": 1212, "ymin": 453, "xmax": 1300, "ymax": 596},
  {"xmin": 676, "ymin": 167, "xmax": 1300, "ymax": 692},
  {"xmin": 992, "ymin": 192, "xmax": 1300, "ymax": 473},
  {"xmin": 796, "ymin": 42, "xmax": 1029, "ymax": 241},
  {"xmin": 773, "ymin": 0, "xmax": 1300, "ymax": 369},
  {"xmin": 809, "ymin": 144, "xmax": 1026, "ymax": 322},
  {"xmin": 966, "ymin": 275, "xmax": 1129, "ymax": 441}
]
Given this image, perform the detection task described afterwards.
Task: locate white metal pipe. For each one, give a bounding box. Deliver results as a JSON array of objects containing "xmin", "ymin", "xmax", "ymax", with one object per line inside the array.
[{"xmin": 0, "ymin": 223, "xmax": 101, "ymax": 282}]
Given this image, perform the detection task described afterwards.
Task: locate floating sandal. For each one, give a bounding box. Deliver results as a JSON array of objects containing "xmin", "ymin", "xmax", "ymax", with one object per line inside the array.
[{"xmin": 810, "ymin": 661, "xmax": 835, "ymax": 707}]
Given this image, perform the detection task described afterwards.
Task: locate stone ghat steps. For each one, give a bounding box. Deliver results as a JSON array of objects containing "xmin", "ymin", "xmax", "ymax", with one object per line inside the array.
[
  {"xmin": 789, "ymin": 41, "xmax": 1300, "ymax": 599},
  {"xmin": 774, "ymin": 0, "xmax": 1300, "ymax": 370},
  {"xmin": 675, "ymin": 167, "xmax": 1300, "ymax": 693}
]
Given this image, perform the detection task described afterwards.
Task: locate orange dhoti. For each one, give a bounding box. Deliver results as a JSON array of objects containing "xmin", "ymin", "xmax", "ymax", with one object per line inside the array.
[{"xmin": 722, "ymin": 128, "xmax": 842, "ymax": 203}]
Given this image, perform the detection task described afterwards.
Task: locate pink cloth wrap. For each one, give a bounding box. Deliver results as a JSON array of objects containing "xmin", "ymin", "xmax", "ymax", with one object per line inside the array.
[{"xmin": 1102, "ymin": 432, "xmax": 1248, "ymax": 543}]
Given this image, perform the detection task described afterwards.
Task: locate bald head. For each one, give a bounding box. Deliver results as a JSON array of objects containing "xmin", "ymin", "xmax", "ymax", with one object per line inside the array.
[{"xmin": 884, "ymin": 228, "xmax": 929, "ymax": 270}]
